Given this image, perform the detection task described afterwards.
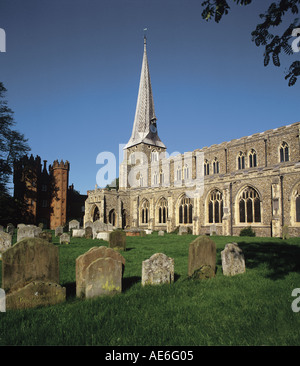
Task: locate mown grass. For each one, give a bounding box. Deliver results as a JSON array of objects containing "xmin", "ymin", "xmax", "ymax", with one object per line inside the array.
[{"xmin": 1, "ymin": 232, "xmax": 300, "ymax": 346}]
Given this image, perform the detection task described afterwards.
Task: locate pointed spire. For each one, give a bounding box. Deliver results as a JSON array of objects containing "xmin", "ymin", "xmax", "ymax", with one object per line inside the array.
[{"xmin": 125, "ymin": 36, "xmax": 166, "ymax": 149}]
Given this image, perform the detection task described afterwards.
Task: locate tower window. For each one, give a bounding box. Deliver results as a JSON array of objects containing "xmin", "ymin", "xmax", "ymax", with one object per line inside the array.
[{"xmin": 280, "ymin": 142, "xmax": 289, "ymax": 162}]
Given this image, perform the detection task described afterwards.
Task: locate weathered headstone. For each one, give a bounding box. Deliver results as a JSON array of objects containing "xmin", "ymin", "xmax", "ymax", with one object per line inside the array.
[
  {"xmin": 17, "ymin": 223, "xmax": 26, "ymax": 229},
  {"xmin": 76, "ymin": 246, "xmax": 125, "ymax": 298},
  {"xmin": 109, "ymin": 230, "xmax": 126, "ymax": 251},
  {"xmin": 96, "ymin": 232, "xmax": 110, "ymax": 241},
  {"xmin": 85, "ymin": 226, "xmax": 93, "ymax": 239},
  {"xmin": 60, "ymin": 233, "xmax": 70, "ymax": 244},
  {"xmin": 84, "ymin": 221, "xmax": 93, "ymax": 229},
  {"xmin": 158, "ymin": 230, "xmax": 165, "ymax": 236},
  {"xmin": 178, "ymin": 226, "xmax": 188, "ymax": 235},
  {"xmin": 210, "ymin": 224, "xmax": 217, "ymax": 236},
  {"xmin": 282, "ymin": 225, "xmax": 290, "ymax": 240},
  {"xmin": 93, "ymin": 220, "xmax": 105, "ymax": 237},
  {"xmin": 85, "ymin": 257, "xmax": 122, "ymax": 298},
  {"xmin": 72, "ymin": 229, "xmax": 86, "ymax": 238},
  {"xmin": 145, "ymin": 229, "xmax": 152, "ymax": 235},
  {"xmin": 0, "ymin": 231, "xmax": 12, "ymax": 254},
  {"xmin": 221, "ymin": 243, "xmax": 245, "ymax": 276},
  {"xmin": 39, "ymin": 231, "xmax": 52, "ymax": 243},
  {"xmin": 38, "ymin": 223, "xmax": 44, "ymax": 230},
  {"xmin": 0, "ymin": 225, "xmax": 4, "ymax": 232},
  {"xmin": 17, "ymin": 225, "xmax": 42, "ymax": 242},
  {"xmin": 55, "ymin": 226, "xmax": 64, "ymax": 237},
  {"xmin": 69, "ymin": 219, "xmax": 80, "ymax": 231},
  {"xmin": 142, "ymin": 253, "xmax": 174, "ymax": 286},
  {"xmin": 188, "ymin": 236, "xmax": 216, "ymax": 278},
  {"xmin": 2, "ymin": 237, "xmax": 65, "ymax": 309}
]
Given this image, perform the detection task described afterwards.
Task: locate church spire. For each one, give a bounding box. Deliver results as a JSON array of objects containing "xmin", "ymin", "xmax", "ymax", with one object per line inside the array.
[{"xmin": 125, "ymin": 36, "xmax": 166, "ymax": 149}]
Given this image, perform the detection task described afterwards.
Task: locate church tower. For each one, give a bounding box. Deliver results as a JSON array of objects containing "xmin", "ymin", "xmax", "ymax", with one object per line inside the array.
[{"xmin": 120, "ymin": 36, "xmax": 166, "ymax": 190}]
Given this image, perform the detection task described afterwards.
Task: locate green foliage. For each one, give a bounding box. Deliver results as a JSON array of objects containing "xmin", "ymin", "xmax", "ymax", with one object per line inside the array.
[
  {"xmin": 0, "ymin": 82, "xmax": 30, "ymax": 195},
  {"xmin": 200, "ymin": 0, "xmax": 300, "ymax": 86},
  {"xmin": 239, "ymin": 226, "xmax": 256, "ymax": 237}
]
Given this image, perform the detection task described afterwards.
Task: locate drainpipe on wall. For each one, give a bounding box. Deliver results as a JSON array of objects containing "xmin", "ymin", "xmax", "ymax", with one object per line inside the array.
[{"xmin": 280, "ymin": 175, "xmax": 284, "ymax": 227}]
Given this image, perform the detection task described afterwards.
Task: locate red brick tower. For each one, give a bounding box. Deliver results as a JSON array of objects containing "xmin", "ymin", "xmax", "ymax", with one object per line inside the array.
[{"xmin": 49, "ymin": 160, "xmax": 70, "ymax": 229}]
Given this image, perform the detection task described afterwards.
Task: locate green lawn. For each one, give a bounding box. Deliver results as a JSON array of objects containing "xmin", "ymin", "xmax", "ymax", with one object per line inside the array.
[{"xmin": 1, "ymin": 232, "xmax": 300, "ymax": 346}]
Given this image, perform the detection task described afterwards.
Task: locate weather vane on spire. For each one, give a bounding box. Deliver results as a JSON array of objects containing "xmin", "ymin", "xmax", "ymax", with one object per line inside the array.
[{"xmin": 143, "ymin": 28, "xmax": 148, "ymax": 43}]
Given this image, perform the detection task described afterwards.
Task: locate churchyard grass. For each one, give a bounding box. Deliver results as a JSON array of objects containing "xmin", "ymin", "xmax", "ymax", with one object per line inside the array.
[{"xmin": 1, "ymin": 231, "xmax": 300, "ymax": 345}]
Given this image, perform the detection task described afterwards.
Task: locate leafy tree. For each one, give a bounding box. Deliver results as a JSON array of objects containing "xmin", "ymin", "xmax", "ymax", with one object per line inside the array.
[
  {"xmin": 0, "ymin": 82, "xmax": 30, "ymax": 195},
  {"xmin": 201, "ymin": 0, "xmax": 300, "ymax": 85}
]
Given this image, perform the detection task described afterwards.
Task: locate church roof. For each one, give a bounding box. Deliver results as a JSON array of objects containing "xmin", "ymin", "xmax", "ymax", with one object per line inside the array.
[{"xmin": 125, "ymin": 37, "xmax": 166, "ymax": 149}]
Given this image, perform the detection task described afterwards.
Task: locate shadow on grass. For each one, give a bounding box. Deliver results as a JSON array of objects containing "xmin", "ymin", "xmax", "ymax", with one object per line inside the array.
[{"xmin": 236, "ymin": 241, "xmax": 300, "ymax": 280}]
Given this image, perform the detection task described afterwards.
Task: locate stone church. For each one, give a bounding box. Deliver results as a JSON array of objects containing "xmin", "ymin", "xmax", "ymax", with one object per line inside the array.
[{"xmin": 84, "ymin": 37, "xmax": 300, "ymax": 238}]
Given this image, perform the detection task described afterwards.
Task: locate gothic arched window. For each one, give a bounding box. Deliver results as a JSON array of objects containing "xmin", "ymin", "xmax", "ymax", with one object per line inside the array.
[
  {"xmin": 179, "ymin": 196, "xmax": 193, "ymax": 224},
  {"xmin": 157, "ymin": 197, "xmax": 168, "ymax": 224},
  {"xmin": 280, "ymin": 142, "xmax": 289, "ymax": 162},
  {"xmin": 238, "ymin": 152, "xmax": 245, "ymax": 170},
  {"xmin": 239, "ymin": 187, "xmax": 261, "ymax": 223},
  {"xmin": 249, "ymin": 149, "xmax": 257, "ymax": 168},
  {"xmin": 208, "ymin": 190, "xmax": 223, "ymax": 223},
  {"xmin": 141, "ymin": 199, "xmax": 149, "ymax": 224},
  {"xmin": 213, "ymin": 158, "xmax": 219, "ymax": 174},
  {"xmin": 204, "ymin": 160, "xmax": 209, "ymax": 176}
]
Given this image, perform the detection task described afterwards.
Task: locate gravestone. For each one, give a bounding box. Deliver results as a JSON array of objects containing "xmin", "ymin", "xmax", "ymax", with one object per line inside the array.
[
  {"xmin": 282, "ymin": 225, "xmax": 290, "ymax": 239},
  {"xmin": 178, "ymin": 226, "xmax": 188, "ymax": 235},
  {"xmin": 85, "ymin": 226, "xmax": 93, "ymax": 239},
  {"xmin": 17, "ymin": 225, "xmax": 42, "ymax": 242},
  {"xmin": 38, "ymin": 223, "xmax": 44, "ymax": 230},
  {"xmin": 210, "ymin": 224, "xmax": 217, "ymax": 236},
  {"xmin": 84, "ymin": 221, "xmax": 93, "ymax": 229},
  {"xmin": 60, "ymin": 233, "xmax": 70, "ymax": 244},
  {"xmin": 188, "ymin": 236, "xmax": 216, "ymax": 278},
  {"xmin": 142, "ymin": 253, "xmax": 174, "ymax": 286},
  {"xmin": 76, "ymin": 246, "xmax": 125, "ymax": 298},
  {"xmin": 158, "ymin": 230, "xmax": 165, "ymax": 236},
  {"xmin": 145, "ymin": 229, "xmax": 152, "ymax": 235},
  {"xmin": 17, "ymin": 223, "xmax": 26, "ymax": 229},
  {"xmin": 221, "ymin": 243, "xmax": 245, "ymax": 276},
  {"xmin": 39, "ymin": 231, "xmax": 52, "ymax": 243},
  {"xmin": 85, "ymin": 257, "xmax": 122, "ymax": 298},
  {"xmin": 93, "ymin": 220, "xmax": 105, "ymax": 237},
  {"xmin": 72, "ymin": 229, "xmax": 86, "ymax": 238},
  {"xmin": 69, "ymin": 219, "xmax": 80, "ymax": 232},
  {"xmin": 96, "ymin": 232, "xmax": 110, "ymax": 241},
  {"xmin": 2, "ymin": 237, "xmax": 65, "ymax": 309},
  {"xmin": 55, "ymin": 226, "xmax": 64, "ymax": 237},
  {"xmin": 109, "ymin": 230, "xmax": 126, "ymax": 251},
  {"xmin": 0, "ymin": 232, "xmax": 12, "ymax": 254},
  {"xmin": 0, "ymin": 225, "xmax": 4, "ymax": 232}
]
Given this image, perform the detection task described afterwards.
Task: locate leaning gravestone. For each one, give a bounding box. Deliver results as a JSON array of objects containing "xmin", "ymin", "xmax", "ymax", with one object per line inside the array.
[
  {"xmin": 55, "ymin": 226, "xmax": 64, "ymax": 237},
  {"xmin": 109, "ymin": 230, "xmax": 126, "ymax": 251},
  {"xmin": 76, "ymin": 246, "xmax": 125, "ymax": 298},
  {"xmin": 188, "ymin": 236, "xmax": 216, "ymax": 278},
  {"xmin": 85, "ymin": 257, "xmax": 122, "ymax": 298},
  {"xmin": 2, "ymin": 237, "xmax": 65, "ymax": 309},
  {"xmin": 85, "ymin": 226, "xmax": 93, "ymax": 239},
  {"xmin": 221, "ymin": 243, "xmax": 246, "ymax": 276},
  {"xmin": 60, "ymin": 233, "xmax": 70, "ymax": 244},
  {"xmin": 69, "ymin": 219, "xmax": 80, "ymax": 232},
  {"xmin": 142, "ymin": 253, "xmax": 174, "ymax": 286},
  {"xmin": 0, "ymin": 232, "xmax": 12, "ymax": 254}
]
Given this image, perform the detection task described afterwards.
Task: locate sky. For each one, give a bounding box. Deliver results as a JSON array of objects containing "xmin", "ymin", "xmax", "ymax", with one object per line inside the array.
[{"xmin": 0, "ymin": 0, "xmax": 299, "ymax": 195}]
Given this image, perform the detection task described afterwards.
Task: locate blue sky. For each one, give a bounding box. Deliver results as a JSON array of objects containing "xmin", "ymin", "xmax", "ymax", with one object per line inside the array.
[{"xmin": 0, "ymin": 0, "xmax": 299, "ymax": 194}]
